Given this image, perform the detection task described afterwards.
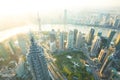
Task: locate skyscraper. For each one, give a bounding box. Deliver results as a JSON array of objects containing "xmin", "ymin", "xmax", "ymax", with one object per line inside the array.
[
  {"xmin": 97, "ymin": 31, "xmax": 102, "ymax": 37},
  {"xmin": 50, "ymin": 41, "xmax": 57, "ymax": 53},
  {"xmin": 17, "ymin": 35, "xmax": 28, "ymax": 55},
  {"xmin": 114, "ymin": 19, "xmax": 120, "ymax": 28},
  {"xmin": 64, "ymin": 9, "xmax": 67, "ymax": 32},
  {"xmin": 87, "ymin": 28, "xmax": 95, "ymax": 45},
  {"xmin": 100, "ymin": 36, "xmax": 108, "ymax": 48},
  {"xmin": 98, "ymin": 43, "xmax": 115, "ymax": 66},
  {"xmin": 27, "ymin": 36, "xmax": 50, "ymax": 80},
  {"xmin": 105, "ymin": 13, "xmax": 110, "ymax": 23},
  {"xmin": 49, "ymin": 29, "xmax": 56, "ymax": 42},
  {"xmin": 59, "ymin": 32, "xmax": 64, "ymax": 50},
  {"xmin": 90, "ymin": 36, "xmax": 101, "ymax": 57},
  {"xmin": 76, "ymin": 32, "xmax": 84, "ymax": 49},
  {"xmin": 108, "ymin": 42, "xmax": 116, "ymax": 54},
  {"xmin": 16, "ymin": 55, "xmax": 31, "ymax": 80},
  {"xmin": 99, "ymin": 50, "xmax": 120, "ymax": 79},
  {"xmin": 73, "ymin": 29, "xmax": 78, "ymax": 45},
  {"xmin": 107, "ymin": 30, "xmax": 116, "ymax": 47},
  {"xmin": 112, "ymin": 50, "xmax": 120, "ymax": 71},
  {"xmin": 100, "ymin": 54, "xmax": 113, "ymax": 78},
  {"xmin": 37, "ymin": 12, "xmax": 42, "ymax": 37},
  {"xmin": 98, "ymin": 48, "xmax": 108, "ymax": 64},
  {"xmin": 8, "ymin": 40, "xmax": 16, "ymax": 55},
  {"xmin": 66, "ymin": 30, "xmax": 74, "ymax": 49},
  {"xmin": 114, "ymin": 34, "xmax": 120, "ymax": 51},
  {"xmin": 0, "ymin": 43, "xmax": 8, "ymax": 59}
]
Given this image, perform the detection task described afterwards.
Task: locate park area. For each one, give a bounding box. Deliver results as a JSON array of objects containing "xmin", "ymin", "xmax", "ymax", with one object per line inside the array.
[{"xmin": 54, "ymin": 51, "xmax": 94, "ymax": 80}]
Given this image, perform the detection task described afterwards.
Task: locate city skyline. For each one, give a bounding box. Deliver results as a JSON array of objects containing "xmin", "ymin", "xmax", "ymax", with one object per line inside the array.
[{"xmin": 0, "ymin": 1, "xmax": 120, "ymax": 80}]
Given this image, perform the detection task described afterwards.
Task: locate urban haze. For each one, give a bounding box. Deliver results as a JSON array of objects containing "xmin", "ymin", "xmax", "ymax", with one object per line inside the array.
[{"xmin": 0, "ymin": 0, "xmax": 120, "ymax": 80}]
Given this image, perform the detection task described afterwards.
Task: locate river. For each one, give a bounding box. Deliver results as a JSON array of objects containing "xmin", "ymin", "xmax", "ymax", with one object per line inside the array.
[{"xmin": 0, "ymin": 24, "xmax": 119, "ymax": 42}]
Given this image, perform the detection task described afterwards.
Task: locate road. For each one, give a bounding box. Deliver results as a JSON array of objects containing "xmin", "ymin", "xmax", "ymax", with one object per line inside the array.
[{"xmin": 42, "ymin": 44, "xmax": 67, "ymax": 80}]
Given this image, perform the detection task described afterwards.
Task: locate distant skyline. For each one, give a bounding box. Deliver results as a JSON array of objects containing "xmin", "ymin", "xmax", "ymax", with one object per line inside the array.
[
  {"xmin": 0, "ymin": 0, "xmax": 120, "ymax": 30},
  {"xmin": 0, "ymin": 0, "xmax": 120, "ymax": 16}
]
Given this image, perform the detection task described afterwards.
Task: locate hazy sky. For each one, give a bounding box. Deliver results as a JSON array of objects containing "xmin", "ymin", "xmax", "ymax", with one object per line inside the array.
[{"xmin": 0, "ymin": 0, "xmax": 119, "ymax": 16}]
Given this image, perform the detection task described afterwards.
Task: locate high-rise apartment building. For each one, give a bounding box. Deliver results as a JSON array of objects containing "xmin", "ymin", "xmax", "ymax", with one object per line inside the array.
[
  {"xmin": 76, "ymin": 32, "xmax": 84, "ymax": 49},
  {"xmin": 90, "ymin": 36, "xmax": 101, "ymax": 57},
  {"xmin": 115, "ymin": 34, "xmax": 120, "ymax": 51},
  {"xmin": 66, "ymin": 30, "xmax": 74, "ymax": 49},
  {"xmin": 74, "ymin": 29, "xmax": 78, "ymax": 45},
  {"xmin": 107, "ymin": 30, "xmax": 116, "ymax": 47},
  {"xmin": 87, "ymin": 28, "xmax": 95, "ymax": 45},
  {"xmin": 59, "ymin": 32, "xmax": 64, "ymax": 50},
  {"xmin": 49, "ymin": 29, "xmax": 56, "ymax": 42},
  {"xmin": 98, "ymin": 48, "xmax": 108, "ymax": 64}
]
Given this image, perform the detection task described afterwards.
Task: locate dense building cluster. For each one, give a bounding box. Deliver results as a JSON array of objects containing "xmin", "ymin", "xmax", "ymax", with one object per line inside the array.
[{"xmin": 48, "ymin": 27, "xmax": 120, "ymax": 80}]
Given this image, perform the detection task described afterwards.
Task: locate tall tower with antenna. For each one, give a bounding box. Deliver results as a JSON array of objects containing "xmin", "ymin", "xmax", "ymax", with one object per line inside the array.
[
  {"xmin": 37, "ymin": 12, "xmax": 42, "ymax": 38},
  {"xmin": 64, "ymin": 9, "xmax": 67, "ymax": 32}
]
